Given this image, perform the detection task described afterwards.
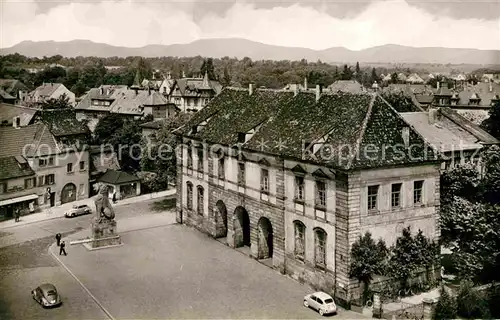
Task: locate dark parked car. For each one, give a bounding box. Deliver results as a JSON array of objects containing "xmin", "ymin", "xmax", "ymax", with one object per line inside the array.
[
  {"xmin": 31, "ymin": 283, "xmax": 62, "ymax": 308},
  {"xmin": 65, "ymin": 204, "xmax": 92, "ymax": 218}
]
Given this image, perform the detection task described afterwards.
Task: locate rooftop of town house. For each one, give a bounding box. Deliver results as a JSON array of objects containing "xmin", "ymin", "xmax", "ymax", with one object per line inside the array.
[
  {"xmin": 0, "ymin": 123, "xmax": 59, "ymax": 158},
  {"xmin": 327, "ymin": 80, "xmax": 365, "ymax": 93},
  {"xmin": 75, "ymin": 85, "xmax": 129, "ymax": 111},
  {"xmin": 176, "ymin": 87, "xmax": 439, "ymax": 170},
  {"xmin": 29, "ymin": 83, "xmax": 64, "ymax": 97},
  {"xmin": 0, "ymin": 103, "xmax": 38, "ymax": 126},
  {"xmin": 0, "ymin": 79, "xmax": 29, "ymax": 95},
  {"xmin": 172, "ymin": 73, "xmax": 223, "ymax": 98},
  {"xmin": 0, "ymin": 155, "xmax": 35, "ymax": 180},
  {"xmin": 34, "ymin": 108, "xmax": 89, "ymax": 137},
  {"xmin": 400, "ymin": 108, "xmax": 498, "ymax": 153}
]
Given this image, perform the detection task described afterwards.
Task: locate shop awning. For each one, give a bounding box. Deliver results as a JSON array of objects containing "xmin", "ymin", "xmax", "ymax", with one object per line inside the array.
[{"xmin": 0, "ymin": 194, "xmax": 39, "ymax": 207}]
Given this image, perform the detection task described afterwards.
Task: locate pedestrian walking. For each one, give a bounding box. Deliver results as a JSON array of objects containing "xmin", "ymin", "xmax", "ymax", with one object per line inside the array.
[
  {"xmin": 14, "ymin": 209, "xmax": 20, "ymax": 222},
  {"xmin": 55, "ymin": 233, "xmax": 62, "ymax": 246},
  {"xmin": 59, "ymin": 241, "xmax": 67, "ymax": 256},
  {"xmin": 112, "ymin": 192, "xmax": 117, "ymax": 204}
]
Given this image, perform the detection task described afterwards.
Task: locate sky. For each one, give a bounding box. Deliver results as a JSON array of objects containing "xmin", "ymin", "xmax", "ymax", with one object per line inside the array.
[{"xmin": 1, "ymin": 0, "xmax": 499, "ymax": 50}]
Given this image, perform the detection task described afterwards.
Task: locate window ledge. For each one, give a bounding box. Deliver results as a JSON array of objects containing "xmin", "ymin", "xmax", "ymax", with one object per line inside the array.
[
  {"xmin": 368, "ymin": 209, "xmax": 380, "ymax": 215},
  {"xmin": 294, "ymin": 198, "xmax": 305, "ymax": 204}
]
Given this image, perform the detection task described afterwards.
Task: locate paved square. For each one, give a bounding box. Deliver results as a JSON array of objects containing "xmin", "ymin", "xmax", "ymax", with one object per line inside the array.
[{"xmin": 57, "ymin": 223, "xmax": 366, "ymax": 319}]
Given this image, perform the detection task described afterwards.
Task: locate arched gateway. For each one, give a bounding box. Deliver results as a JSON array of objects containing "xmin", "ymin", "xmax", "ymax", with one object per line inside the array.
[
  {"xmin": 233, "ymin": 206, "xmax": 250, "ymax": 248},
  {"xmin": 215, "ymin": 200, "xmax": 228, "ymax": 238},
  {"xmin": 257, "ymin": 217, "xmax": 273, "ymax": 259},
  {"xmin": 61, "ymin": 183, "xmax": 77, "ymax": 204}
]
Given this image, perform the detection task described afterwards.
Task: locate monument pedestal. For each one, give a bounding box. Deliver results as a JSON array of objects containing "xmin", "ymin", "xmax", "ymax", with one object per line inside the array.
[{"xmin": 86, "ymin": 219, "xmax": 122, "ymax": 249}]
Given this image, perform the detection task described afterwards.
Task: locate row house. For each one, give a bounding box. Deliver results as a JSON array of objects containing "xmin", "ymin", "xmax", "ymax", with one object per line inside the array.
[
  {"xmin": 26, "ymin": 83, "xmax": 76, "ymax": 107},
  {"xmin": 175, "ymin": 85, "xmax": 442, "ymax": 306},
  {"xmin": 168, "ymin": 72, "xmax": 222, "ymax": 112},
  {"xmin": 0, "ymin": 122, "xmax": 90, "ymax": 219},
  {"xmin": 75, "ymin": 85, "xmax": 172, "ymax": 131}
]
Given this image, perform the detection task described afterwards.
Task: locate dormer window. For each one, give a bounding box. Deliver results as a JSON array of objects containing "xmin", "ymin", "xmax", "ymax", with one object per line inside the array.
[{"xmin": 402, "ymin": 127, "xmax": 410, "ymax": 148}]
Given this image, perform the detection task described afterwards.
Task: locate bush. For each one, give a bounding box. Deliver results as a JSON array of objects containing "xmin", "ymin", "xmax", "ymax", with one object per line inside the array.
[
  {"xmin": 432, "ymin": 286, "xmax": 457, "ymax": 320},
  {"xmin": 456, "ymin": 280, "xmax": 490, "ymax": 319},
  {"xmin": 487, "ymin": 284, "xmax": 500, "ymax": 318}
]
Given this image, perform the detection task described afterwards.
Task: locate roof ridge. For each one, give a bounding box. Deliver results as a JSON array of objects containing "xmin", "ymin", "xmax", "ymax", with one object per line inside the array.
[{"xmin": 348, "ymin": 93, "xmax": 377, "ymax": 169}]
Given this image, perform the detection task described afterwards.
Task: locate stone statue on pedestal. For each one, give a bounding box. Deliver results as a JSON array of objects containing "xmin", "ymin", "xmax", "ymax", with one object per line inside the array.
[{"xmin": 94, "ymin": 185, "xmax": 115, "ymax": 222}]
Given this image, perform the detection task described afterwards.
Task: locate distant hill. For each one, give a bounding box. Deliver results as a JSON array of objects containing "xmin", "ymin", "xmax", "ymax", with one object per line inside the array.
[{"xmin": 1, "ymin": 38, "xmax": 499, "ymax": 65}]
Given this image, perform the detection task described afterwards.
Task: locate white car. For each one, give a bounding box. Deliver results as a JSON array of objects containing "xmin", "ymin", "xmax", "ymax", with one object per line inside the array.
[
  {"xmin": 64, "ymin": 204, "xmax": 92, "ymax": 218},
  {"xmin": 303, "ymin": 291, "xmax": 337, "ymax": 316}
]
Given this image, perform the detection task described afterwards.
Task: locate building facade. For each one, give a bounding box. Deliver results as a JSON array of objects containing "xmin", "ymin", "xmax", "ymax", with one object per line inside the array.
[
  {"xmin": 169, "ymin": 73, "xmax": 222, "ymax": 112},
  {"xmin": 175, "ymin": 86, "xmax": 442, "ymax": 305},
  {"xmin": 26, "ymin": 83, "xmax": 76, "ymax": 106}
]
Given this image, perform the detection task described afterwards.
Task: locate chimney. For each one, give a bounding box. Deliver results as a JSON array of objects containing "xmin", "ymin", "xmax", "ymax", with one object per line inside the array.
[
  {"xmin": 304, "ymin": 77, "xmax": 308, "ymax": 91},
  {"xmin": 293, "ymin": 84, "xmax": 298, "ymax": 97},
  {"xmin": 315, "ymin": 85, "xmax": 321, "ymax": 102},
  {"xmin": 437, "ymin": 81, "xmax": 440, "ymax": 90},
  {"xmin": 100, "ymin": 87, "xmax": 104, "ymax": 95},
  {"xmin": 428, "ymin": 108, "xmax": 438, "ymax": 125},
  {"xmin": 249, "ymin": 83, "xmax": 254, "ymax": 96},
  {"xmin": 402, "ymin": 127, "xmax": 410, "ymax": 148},
  {"xmin": 490, "ymin": 81, "xmax": 493, "ymax": 92},
  {"xmin": 13, "ymin": 116, "xmax": 20, "ymax": 129}
]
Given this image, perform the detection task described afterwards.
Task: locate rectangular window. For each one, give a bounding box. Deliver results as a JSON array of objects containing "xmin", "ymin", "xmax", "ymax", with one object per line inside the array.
[
  {"xmin": 79, "ymin": 161, "xmax": 85, "ymax": 170},
  {"xmin": 38, "ymin": 176, "xmax": 44, "ymax": 186},
  {"xmin": 315, "ymin": 230, "xmax": 327, "ymax": 268},
  {"xmin": 295, "ymin": 176, "xmax": 305, "ymax": 201},
  {"xmin": 67, "ymin": 163, "xmax": 73, "ymax": 173},
  {"xmin": 197, "ymin": 187, "xmax": 204, "ymax": 216},
  {"xmin": 187, "ymin": 146, "xmax": 193, "ymax": 169},
  {"xmin": 414, "ymin": 180, "xmax": 424, "ymax": 204},
  {"xmin": 197, "ymin": 149, "xmax": 204, "ymax": 172},
  {"xmin": 48, "ymin": 157, "xmax": 54, "ymax": 166},
  {"xmin": 260, "ymin": 168, "xmax": 269, "ymax": 193},
  {"xmin": 187, "ymin": 183, "xmax": 193, "ymax": 210},
  {"xmin": 24, "ymin": 177, "xmax": 36, "ymax": 189},
  {"xmin": 79, "ymin": 184, "xmax": 85, "ymax": 195},
  {"xmin": 315, "ymin": 180, "xmax": 326, "ymax": 207},
  {"xmin": 294, "ymin": 222, "xmax": 305, "ymax": 260},
  {"xmin": 218, "ymin": 157, "xmax": 225, "ymax": 180},
  {"xmin": 39, "ymin": 158, "xmax": 47, "ymax": 167},
  {"xmin": 367, "ymin": 185, "xmax": 379, "ymax": 211},
  {"xmin": 45, "ymin": 174, "xmax": 55, "ymax": 185},
  {"xmin": 391, "ymin": 183, "xmax": 402, "ymax": 208},
  {"xmin": 237, "ymin": 162, "xmax": 246, "ymax": 186}
]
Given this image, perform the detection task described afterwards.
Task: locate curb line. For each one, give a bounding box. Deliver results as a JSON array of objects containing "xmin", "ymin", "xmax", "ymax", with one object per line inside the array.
[
  {"xmin": 48, "ymin": 243, "xmax": 116, "ymax": 320},
  {"xmin": 0, "ymin": 191, "xmax": 176, "ymax": 230}
]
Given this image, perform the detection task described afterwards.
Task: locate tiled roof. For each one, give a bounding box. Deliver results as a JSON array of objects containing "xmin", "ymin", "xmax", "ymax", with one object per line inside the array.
[
  {"xmin": 98, "ymin": 170, "xmax": 140, "ymax": 184},
  {"xmin": 75, "ymin": 85, "xmax": 128, "ymax": 111},
  {"xmin": 327, "ymin": 80, "xmax": 365, "ymax": 93},
  {"xmin": 0, "ymin": 88, "xmax": 15, "ymax": 100},
  {"xmin": 143, "ymin": 91, "xmax": 167, "ymax": 106},
  {"xmin": 0, "ymin": 103, "xmax": 37, "ymax": 126},
  {"xmin": 0, "ymin": 156, "xmax": 35, "ymax": 180},
  {"xmin": 0, "ymin": 123, "xmax": 59, "ymax": 158},
  {"xmin": 173, "ymin": 78, "xmax": 223, "ymax": 97},
  {"xmin": 140, "ymin": 120, "xmax": 164, "ymax": 129},
  {"xmin": 0, "ymin": 79, "xmax": 29, "ymax": 95},
  {"xmin": 35, "ymin": 109, "xmax": 89, "ymax": 137},
  {"xmin": 415, "ymin": 95, "xmax": 434, "ymax": 104},
  {"xmin": 400, "ymin": 111, "xmax": 486, "ymax": 153},
  {"xmin": 435, "ymin": 84, "xmax": 453, "ymax": 96},
  {"xmin": 30, "ymin": 83, "xmax": 62, "ymax": 97},
  {"xmin": 406, "ymin": 74, "xmax": 425, "ymax": 84},
  {"xmin": 178, "ymin": 88, "xmax": 438, "ymax": 170},
  {"xmin": 383, "ymin": 84, "xmax": 435, "ymax": 95},
  {"xmin": 455, "ymin": 82, "xmax": 500, "ymax": 107}
]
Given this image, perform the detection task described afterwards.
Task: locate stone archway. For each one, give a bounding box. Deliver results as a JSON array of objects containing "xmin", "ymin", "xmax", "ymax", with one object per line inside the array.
[
  {"xmin": 61, "ymin": 183, "xmax": 77, "ymax": 204},
  {"xmin": 257, "ymin": 217, "xmax": 273, "ymax": 259},
  {"xmin": 215, "ymin": 200, "xmax": 228, "ymax": 238},
  {"xmin": 233, "ymin": 206, "xmax": 250, "ymax": 248}
]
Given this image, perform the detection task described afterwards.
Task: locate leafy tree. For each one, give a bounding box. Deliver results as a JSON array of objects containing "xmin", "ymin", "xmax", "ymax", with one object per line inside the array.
[
  {"xmin": 440, "ymin": 163, "xmax": 480, "ymax": 205},
  {"xmin": 480, "ymin": 101, "xmax": 500, "ymax": 139},
  {"xmin": 432, "ymin": 286, "xmax": 457, "ymax": 320},
  {"xmin": 140, "ymin": 113, "xmax": 192, "ymax": 190},
  {"xmin": 487, "ymin": 284, "xmax": 500, "ymax": 318},
  {"xmin": 350, "ymin": 232, "xmax": 388, "ymax": 300},
  {"xmin": 109, "ymin": 120, "xmax": 143, "ymax": 172},
  {"xmin": 39, "ymin": 94, "xmax": 73, "ymax": 109},
  {"xmin": 390, "ymin": 72, "xmax": 398, "ymax": 84},
  {"xmin": 456, "ymin": 280, "xmax": 490, "ymax": 319},
  {"xmin": 200, "ymin": 58, "xmax": 217, "ymax": 80},
  {"xmin": 93, "ymin": 114, "xmax": 125, "ymax": 145},
  {"xmin": 479, "ymin": 145, "xmax": 500, "ymax": 204},
  {"xmin": 388, "ymin": 227, "xmax": 437, "ymax": 291},
  {"xmin": 222, "ymin": 65, "xmax": 231, "ymax": 87},
  {"xmin": 341, "ymin": 65, "xmax": 353, "ymax": 80},
  {"xmin": 370, "ymin": 68, "xmax": 378, "ymax": 84}
]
